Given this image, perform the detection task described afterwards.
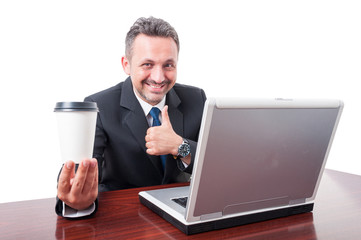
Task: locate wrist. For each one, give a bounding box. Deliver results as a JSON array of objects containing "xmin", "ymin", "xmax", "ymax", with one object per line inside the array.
[
  {"xmin": 172, "ymin": 136, "xmax": 183, "ymax": 156},
  {"xmin": 173, "ymin": 138, "xmax": 191, "ymax": 159}
]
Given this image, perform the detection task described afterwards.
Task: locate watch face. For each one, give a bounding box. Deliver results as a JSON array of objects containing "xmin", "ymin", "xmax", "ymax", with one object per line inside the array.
[{"xmin": 179, "ymin": 142, "xmax": 191, "ymax": 158}]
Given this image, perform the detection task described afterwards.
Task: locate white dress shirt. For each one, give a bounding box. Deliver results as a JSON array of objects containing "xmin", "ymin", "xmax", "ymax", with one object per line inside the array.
[{"xmin": 133, "ymin": 90, "xmax": 166, "ymax": 127}]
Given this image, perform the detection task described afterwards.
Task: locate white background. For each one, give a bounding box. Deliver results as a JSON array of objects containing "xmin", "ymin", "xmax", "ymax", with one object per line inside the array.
[{"xmin": 0, "ymin": 0, "xmax": 360, "ymax": 203}]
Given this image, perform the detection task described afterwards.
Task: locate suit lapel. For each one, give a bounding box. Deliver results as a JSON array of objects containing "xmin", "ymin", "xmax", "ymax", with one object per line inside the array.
[{"xmin": 120, "ymin": 78, "xmax": 163, "ymax": 176}]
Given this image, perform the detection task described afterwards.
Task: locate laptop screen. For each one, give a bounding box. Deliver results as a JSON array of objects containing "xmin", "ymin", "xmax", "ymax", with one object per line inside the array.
[{"xmin": 186, "ymin": 98, "xmax": 343, "ymax": 220}]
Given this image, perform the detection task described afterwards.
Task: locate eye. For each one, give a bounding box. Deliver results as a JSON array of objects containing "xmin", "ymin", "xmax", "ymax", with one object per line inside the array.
[
  {"xmin": 164, "ymin": 63, "xmax": 176, "ymax": 70},
  {"xmin": 141, "ymin": 63, "xmax": 153, "ymax": 69}
]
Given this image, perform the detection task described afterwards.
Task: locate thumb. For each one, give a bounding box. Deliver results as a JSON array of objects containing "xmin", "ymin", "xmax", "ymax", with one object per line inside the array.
[{"xmin": 161, "ymin": 105, "xmax": 171, "ymax": 127}]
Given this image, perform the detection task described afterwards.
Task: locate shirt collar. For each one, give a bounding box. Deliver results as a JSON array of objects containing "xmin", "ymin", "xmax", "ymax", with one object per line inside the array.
[{"xmin": 133, "ymin": 89, "xmax": 166, "ymax": 117}]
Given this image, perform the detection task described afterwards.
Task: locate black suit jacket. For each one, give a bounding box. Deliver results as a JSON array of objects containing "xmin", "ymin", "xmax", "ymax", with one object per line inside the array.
[{"xmin": 56, "ymin": 77, "xmax": 206, "ymax": 216}]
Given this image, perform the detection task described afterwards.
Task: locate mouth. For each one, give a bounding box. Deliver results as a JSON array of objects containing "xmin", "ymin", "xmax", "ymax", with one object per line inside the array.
[
  {"xmin": 148, "ymin": 83, "xmax": 164, "ymax": 89},
  {"xmin": 137, "ymin": 79, "xmax": 172, "ymax": 104},
  {"xmin": 144, "ymin": 80, "xmax": 168, "ymax": 92}
]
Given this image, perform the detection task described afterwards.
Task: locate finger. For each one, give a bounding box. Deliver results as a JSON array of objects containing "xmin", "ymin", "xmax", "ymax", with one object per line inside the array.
[
  {"xmin": 71, "ymin": 159, "xmax": 90, "ymax": 196},
  {"xmin": 146, "ymin": 148, "xmax": 155, "ymax": 155},
  {"xmin": 57, "ymin": 161, "xmax": 75, "ymax": 198},
  {"xmin": 146, "ymin": 144, "xmax": 163, "ymax": 156},
  {"xmin": 145, "ymin": 133, "xmax": 155, "ymax": 142},
  {"xmin": 146, "ymin": 140, "xmax": 156, "ymax": 151},
  {"xmin": 90, "ymin": 166, "xmax": 99, "ymax": 201},
  {"xmin": 161, "ymin": 105, "xmax": 171, "ymax": 127},
  {"xmin": 93, "ymin": 160, "xmax": 99, "ymax": 192},
  {"xmin": 82, "ymin": 158, "xmax": 98, "ymax": 194},
  {"xmin": 145, "ymin": 133, "xmax": 150, "ymax": 142}
]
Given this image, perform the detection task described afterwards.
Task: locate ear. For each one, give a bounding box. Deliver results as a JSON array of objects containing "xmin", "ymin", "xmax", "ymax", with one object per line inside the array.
[{"xmin": 121, "ymin": 56, "xmax": 131, "ymax": 75}]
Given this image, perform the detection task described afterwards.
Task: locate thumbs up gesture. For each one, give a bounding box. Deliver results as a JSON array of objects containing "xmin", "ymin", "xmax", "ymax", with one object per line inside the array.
[{"xmin": 145, "ymin": 105, "xmax": 183, "ymax": 156}]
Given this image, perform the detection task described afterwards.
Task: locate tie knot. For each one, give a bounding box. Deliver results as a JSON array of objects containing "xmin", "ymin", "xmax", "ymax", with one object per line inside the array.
[
  {"xmin": 149, "ymin": 107, "xmax": 161, "ymax": 126},
  {"xmin": 149, "ymin": 107, "xmax": 161, "ymax": 119}
]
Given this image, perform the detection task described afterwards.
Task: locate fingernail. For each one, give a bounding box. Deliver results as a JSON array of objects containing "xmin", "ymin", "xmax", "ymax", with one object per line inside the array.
[
  {"xmin": 66, "ymin": 161, "xmax": 72, "ymax": 169},
  {"xmin": 83, "ymin": 160, "xmax": 88, "ymax": 167},
  {"xmin": 90, "ymin": 159, "xmax": 97, "ymax": 168}
]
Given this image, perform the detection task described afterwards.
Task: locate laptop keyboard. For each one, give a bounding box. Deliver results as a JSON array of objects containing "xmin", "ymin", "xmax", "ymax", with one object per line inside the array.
[{"xmin": 171, "ymin": 197, "xmax": 188, "ymax": 208}]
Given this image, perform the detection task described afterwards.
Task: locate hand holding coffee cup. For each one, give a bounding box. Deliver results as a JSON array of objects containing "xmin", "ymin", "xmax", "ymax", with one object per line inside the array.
[{"xmin": 55, "ymin": 102, "xmax": 99, "ymax": 210}]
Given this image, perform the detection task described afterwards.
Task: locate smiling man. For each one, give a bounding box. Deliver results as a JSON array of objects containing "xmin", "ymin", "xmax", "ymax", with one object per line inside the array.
[{"xmin": 56, "ymin": 17, "xmax": 206, "ymax": 217}]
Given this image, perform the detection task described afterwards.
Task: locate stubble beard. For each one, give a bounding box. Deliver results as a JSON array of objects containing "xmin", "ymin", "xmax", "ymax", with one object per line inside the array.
[{"xmin": 139, "ymin": 79, "xmax": 172, "ymax": 105}]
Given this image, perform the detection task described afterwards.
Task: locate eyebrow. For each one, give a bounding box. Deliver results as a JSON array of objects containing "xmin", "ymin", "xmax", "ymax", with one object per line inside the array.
[
  {"xmin": 141, "ymin": 58, "xmax": 155, "ymax": 63},
  {"xmin": 140, "ymin": 58, "xmax": 176, "ymax": 63}
]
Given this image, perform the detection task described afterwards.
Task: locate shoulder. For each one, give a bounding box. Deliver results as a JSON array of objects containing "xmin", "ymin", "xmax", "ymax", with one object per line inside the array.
[
  {"xmin": 85, "ymin": 81, "xmax": 124, "ymax": 103},
  {"xmin": 83, "ymin": 80, "xmax": 128, "ymax": 115},
  {"xmin": 170, "ymin": 83, "xmax": 207, "ymax": 111},
  {"xmin": 172, "ymin": 83, "xmax": 206, "ymax": 100}
]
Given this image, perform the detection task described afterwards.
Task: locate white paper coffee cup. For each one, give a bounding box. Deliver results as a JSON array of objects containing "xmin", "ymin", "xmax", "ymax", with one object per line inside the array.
[{"xmin": 54, "ymin": 102, "xmax": 98, "ymax": 164}]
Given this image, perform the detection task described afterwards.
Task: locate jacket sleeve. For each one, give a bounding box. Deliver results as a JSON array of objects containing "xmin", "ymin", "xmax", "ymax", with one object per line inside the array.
[{"xmin": 176, "ymin": 88, "xmax": 207, "ymax": 174}]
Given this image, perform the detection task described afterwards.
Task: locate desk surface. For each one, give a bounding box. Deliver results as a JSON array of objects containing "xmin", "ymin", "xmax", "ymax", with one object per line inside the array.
[{"xmin": 1, "ymin": 169, "xmax": 361, "ymax": 239}]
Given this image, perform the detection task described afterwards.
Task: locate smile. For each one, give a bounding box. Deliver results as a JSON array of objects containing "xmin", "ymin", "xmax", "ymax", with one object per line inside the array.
[
  {"xmin": 144, "ymin": 80, "xmax": 168, "ymax": 91},
  {"xmin": 149, "ymin": 84, "xmax": 164, "ymax": 89}
]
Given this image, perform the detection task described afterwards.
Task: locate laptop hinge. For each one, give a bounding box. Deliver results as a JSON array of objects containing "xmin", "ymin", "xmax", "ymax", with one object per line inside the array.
[{"xmin": 200, "ymin": 212, "xmax": 222, "ymax": 221}]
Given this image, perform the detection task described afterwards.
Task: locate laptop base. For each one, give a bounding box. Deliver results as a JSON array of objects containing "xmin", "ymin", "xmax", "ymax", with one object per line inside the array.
[{"xmin": 139, "ymin": 195, "xmax": 314, "ymax": 235}]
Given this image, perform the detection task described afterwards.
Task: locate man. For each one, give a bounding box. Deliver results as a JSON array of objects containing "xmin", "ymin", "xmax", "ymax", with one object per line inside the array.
[{"xmin": 56, "ymin": 17, "xmax": 206, "ymax": 217}]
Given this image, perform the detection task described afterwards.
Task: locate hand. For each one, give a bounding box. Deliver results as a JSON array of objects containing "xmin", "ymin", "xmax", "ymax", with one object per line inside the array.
[
  {"xmin": 57, "ymin": 158, "xmax": 98, "ymax": 210},
  {"xmin": 145, "ymin": 105, "xmax": 183, "ymax": 156}
]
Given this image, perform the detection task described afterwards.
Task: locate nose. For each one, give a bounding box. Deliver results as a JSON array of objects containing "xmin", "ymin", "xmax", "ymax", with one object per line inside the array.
[{"xmin": 150, "ymin": 66, "xmax": 165, "ymax": 83}]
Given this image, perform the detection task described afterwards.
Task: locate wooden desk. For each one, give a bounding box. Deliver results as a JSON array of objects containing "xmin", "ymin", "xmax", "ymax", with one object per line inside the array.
[{"xmin": 1, "ymin": 169, "xmax": 361, "ymax": 239}]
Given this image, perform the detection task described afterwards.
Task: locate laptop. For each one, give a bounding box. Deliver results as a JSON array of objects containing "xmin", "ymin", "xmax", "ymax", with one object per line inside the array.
[{"xmin": 139, "ymin": 97, "xmax": 343, "ymax": 235}]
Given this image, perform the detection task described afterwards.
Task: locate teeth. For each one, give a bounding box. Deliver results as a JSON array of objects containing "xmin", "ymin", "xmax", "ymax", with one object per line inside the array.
[{"xmin": 150, "ymin": 84, "xmax": 162, "ymax": 89}]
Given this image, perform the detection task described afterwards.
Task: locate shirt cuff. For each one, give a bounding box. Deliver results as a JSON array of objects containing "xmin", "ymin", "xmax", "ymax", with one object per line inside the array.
[
  {"xmin": 62, "ymin": 202, "xmax": 96, "ymax": 218},
  {"xmin": 182, "ymin": 161, "xmax": 189, "ymax": 168}
]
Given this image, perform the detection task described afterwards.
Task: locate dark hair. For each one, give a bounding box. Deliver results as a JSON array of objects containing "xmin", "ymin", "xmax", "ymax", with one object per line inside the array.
[{"xmin": 125, "ymin": 16, "xmax": 179, "ymax": 59}]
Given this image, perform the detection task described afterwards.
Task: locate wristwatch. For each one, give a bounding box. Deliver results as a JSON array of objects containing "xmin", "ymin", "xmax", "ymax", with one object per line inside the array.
[{"xmin": 177, "ymin": 139, "xmax": 191, "ymax": 158}]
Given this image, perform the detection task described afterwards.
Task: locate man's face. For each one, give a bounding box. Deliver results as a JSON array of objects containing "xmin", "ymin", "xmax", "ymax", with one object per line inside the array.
[{"xmin": 122, "ymin": 34, "xmax": 178, "ymax": 106}]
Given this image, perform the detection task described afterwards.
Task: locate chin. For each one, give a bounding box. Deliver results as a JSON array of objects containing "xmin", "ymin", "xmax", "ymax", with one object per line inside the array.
[
  {"xmin": 140, "ymin": 92, "xmax": 163, "ymax": 105},
  {"xmin": 147, "ymin": 97, "xmax": 164, "ymax": 105}
]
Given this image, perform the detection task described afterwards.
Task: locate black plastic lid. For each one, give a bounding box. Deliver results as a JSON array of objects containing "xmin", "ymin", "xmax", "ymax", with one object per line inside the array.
[{"xmin": 54, "ymin": 102, "xmax": 99, "ymax": 112}]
